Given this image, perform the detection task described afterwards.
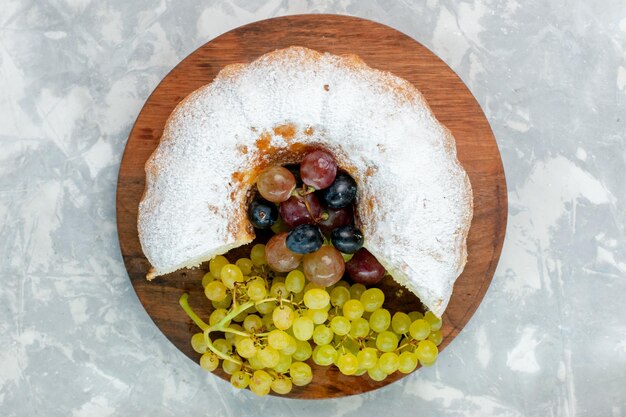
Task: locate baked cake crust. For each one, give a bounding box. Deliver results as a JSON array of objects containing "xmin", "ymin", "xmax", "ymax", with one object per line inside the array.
[{"xmin": 138, "ymin": 47, "xmax": 473, "ymax": 316}]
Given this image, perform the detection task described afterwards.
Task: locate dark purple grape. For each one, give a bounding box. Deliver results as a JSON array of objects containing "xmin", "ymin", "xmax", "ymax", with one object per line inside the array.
[
  {"xmin": 319, "ymin": 172, "xmax": 357, "ymax": 209},
  {"xmin": 345, "ymin": 248, "xmax": 385, "ymax": 285},
  {"xmin": 330, "ymin": 225, "xmax": 363, "ymax": 254},
  {"xmin": 286, "ymin": 224, "xmax": 324, "ymax": 254},
  {"xmin": 248, "ymin": 199, "xmax": 278, "ymax": 229},
  {"xmin": 317, "ymin": 206, "xmax": 354, "ymax": 236},
  {"xmin": 300, "ymin": 150, "xmax": 337, "ymax": 190},
  {"xmin": 279, "ymin": 194, "xmax": 321, "ymax": 228}
]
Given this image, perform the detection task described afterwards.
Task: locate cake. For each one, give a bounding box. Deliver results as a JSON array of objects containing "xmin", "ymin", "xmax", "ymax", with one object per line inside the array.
[{"xmin": 138, "ymin": 46, "xmax": 473, "ymax": 317}]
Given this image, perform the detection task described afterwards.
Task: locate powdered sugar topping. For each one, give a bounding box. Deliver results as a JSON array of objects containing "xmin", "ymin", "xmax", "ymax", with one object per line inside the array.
[{"xmin": 138, "ymin": 47, "xmax": 472, "ymax": 316}]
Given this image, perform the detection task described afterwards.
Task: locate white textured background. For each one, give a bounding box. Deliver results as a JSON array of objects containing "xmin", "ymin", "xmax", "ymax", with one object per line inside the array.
[{"xmin": 1, "ymin": 1, "xmax": 625, "ymax": 416}]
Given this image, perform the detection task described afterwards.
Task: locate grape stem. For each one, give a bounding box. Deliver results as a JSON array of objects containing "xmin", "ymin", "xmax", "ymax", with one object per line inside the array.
[
  {"xmin": 179, "ymin": 294, "xmax": 302, "ymax": 366},
  {"xmin": 179, "ymin": 293, "xmax": 209, "ymax": 332}
]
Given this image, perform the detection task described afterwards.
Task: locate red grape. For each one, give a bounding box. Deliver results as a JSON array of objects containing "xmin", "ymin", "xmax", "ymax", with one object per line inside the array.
[
  {"xmin": 303, "ymin": 246, "xmax": 345, "ymax": 287},
  {"xmin": 279, "ymin": 194, "xmax": 321, "ymax": 228},
  {"xmin": 300, "ymin": 150, "xmax": 337, "ymax": 190},
  {"xmin": 266, "ymin": 233, "xmax": 302, "ymax": 272},
  {"xmin": 317, "ymin": 205, "xmax": 353, "ymax": 236},
  {"xmin": 257, "ymin": 166, "xmax": 296, "ymax": 203},
  {"xmin": 345, "ymin": 248, "xmax": 385, "ymax": 285}
]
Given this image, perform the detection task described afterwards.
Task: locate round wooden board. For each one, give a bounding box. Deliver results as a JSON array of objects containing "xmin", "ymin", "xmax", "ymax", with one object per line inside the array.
[{"xmin": 116, "ymin": 14, "xmax": 507, "ymax": 399}]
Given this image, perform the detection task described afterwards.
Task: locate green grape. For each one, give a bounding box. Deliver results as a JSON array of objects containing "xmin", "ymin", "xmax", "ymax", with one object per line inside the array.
[
  {"xmin": 367, "ymin": 363, "xmax": 388, "ymax": 382},
  {"xmin": 191, "ymin": 333, "xmax": 208, "ymax": 354},
  {"xmin": 415, "ymin": 340, "xmax": 438, "ymax": 363},
  {"xmin": 391, "ymin": 312, "xmax": 412, "ymax": 335},
  {"xmin": 201, "ymin": 272, "xmax": 214, "ymax": 287},
  {"xmin": 236, "ymin": 337, "xmax": 257, "ymax": 358},
  {"xmin": 306, "ymin": 308, "xmax": 329, "ymax": 324},
  {"xmin": 369, "ymin": 308, "xmax": 391, "ymax": 333},
  {"xmin": 281, "ymin": 335, "xmax": 298, "ymax": 356},
  {"xmin": 268, "ymin": 329, "xmax": 291, "ymax": 350},
  {"xmin": 349, "ymin": 283, "xmax": 366, "ymax": 300},
  {"xmin": 258, "ymin": 346, "xmax": 280, "ymax": 368},
  {"xmin": 273, "ymin": 275, "xmax": 286, "ymax": 283},
  {"xmin": 420, "ymin": 358, "xmax": 436, "ymax": 367},
  {"xmin": 204, "ymin": 281, "xmax": 227, "ymax": 302},
  {"xmin": 398, "ymin": 337, "xmax": 413, "ymax": 353},
  {"xmin": 303, "ymin": 288, "xmax": 330, "ymax": 309},
  {"xmin": 334, "ymin": 280, "xmax": 350, "ymax": 289},
  {"xmin": 428, "ymin": 330, "xmax": 443, "ymax": 346},
  {"xmin": 272, "ymin": 305, "xmax": 295, "ymax": 330},
  {"xmin": 313, "ymin": 325, "xmax": 333, "ymax": 345},
  {"xmin": 256, "ymin": 301, "xmax": 276, "ymax": 316},
  {"xmin": 360, "ymin": 288, "xmax": 384, "ymax": 312},
  {"xmin": 232, "ymin": 309, "xmax": 248, "ymax": 323},
  {"xmin": 230, "ymin": 370, "xmax": 250, "ymax": 389},
  {"xmin": 409, "ymin": 319, "xmax": 431, "ymax": 341},
  {"xmin": 330, "ymin": 286, "xmax": 350, "ymax": 307},
  {"xmin": 303, "ymin": 281, "xmax": 324, "ymax": 293},
  {"xmin": 221, "ymin": 264, "xmax": 244, "ymax": 289},
  {"xmin": 199, "ymin": 352, "xmax": 219, "ymax": 371},
  {"xmin": 209, "ymin": 255, "xmax": 229, "ymax": 279},
  {"xmin": 337, "ymin": 352, "xmax": 359, "ymax": 375},
  {"xmin": 209, "ymin": 308, "xmax": 230, "ymax": 327},
  {"xmin": 246, "ymin": 277, "xmax": 267, "ymax": 301},
  {"xmin": 289, "ymin": 362, "xmax": 312, "ymax": 386},
  {"xmin": 250, "ymin": 370, "xmax": 272, "ymax": 396},
  {"xmin": 225, "ymin": 324, "xmax": 244, "ymax": 345},
  {"xmin": 250, "ymin": 244, "xmax": 267, "ymax": 267},
  {"xmin": 342, "ymin": 299, "xmax": 365, "ymax": 320},
  {"xmin": 424, "ymin": 311, "xmax": 442, "ymax": 331},
  {"xmin": 292, "ymin": 290, "xmax": 305, "ymax": 303},
  {"xmin": 312, "ymin": 344, "xmax": 337, "ymax": 366},
  {"xmin": 378, "ymin": 352, "xmax": 399, "ymax": 374},
  {"xmin": 212, "ymin": 293, "xmax": 232, "ymax": 309},
  {"xmin": 357, "ymin": 347, "xmax": 378, "ymax": 369},
  {"xmin": 270, "ymin": 281, "xmax": 289, "ymax": 298},
  {"xmin": 407, "ymin": 311, "xmax": 424, "ymax": 322},
  {"xmin": 330, "ymin": 316, "xmax": 351, "ymax": 336},
  {"xmin": 398, "ymin": 351, "xmax": 418, "ymax": 374},
  {"xmin": 248, "ymin": 352, "xmax": 265, "ymax": 370},
  {"xmin": 349, "ymin": 317, "xmax": 370, "ymax": 338},
  {"xmin": 261, "ymin": 312, "xmax": 275, "ymax": 331},
  {"xmin": 235, "ymin": 258, "xmax": 254, "ymax": 275},
  {"xmin": 273, "ymin": 353, "xmax": 293, "ymax": 373},
  {"xmin": 376, "ymin": 331, "xmax": 399, "ymax": 352},
  {"xmin": 293, "ymin": 340, "xmax": 313, "ymax": 361},
  {"xmin": 292, "ymin": 316, "xmax": 315, "ymax": 341},
  {"xmin": 285, "ymin": 270, "xmax": 305, "ymax": 293},
  {"xmin": 271, "ymin": 376, "xmax": 293, "ymax": 394},
  {"xmin": 213, "ymin": 338, "xmax": 231, "ymax": 355},
  {"xmin": 243, "ymin": 314, "xmax": 263, "ymax": 334},
  {"xmin": 342, "ymin": 336, "xmax": 360, "ymax": 356},
  {"xmin": 222, "ymin": 356, "xmax": 242, "ymax": 375}
]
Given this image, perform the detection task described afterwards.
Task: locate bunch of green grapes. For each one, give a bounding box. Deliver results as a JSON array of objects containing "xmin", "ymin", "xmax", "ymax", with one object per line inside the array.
[{"xmin": 180, "ymin": 243, "xmax": 444, "ymax": 396}]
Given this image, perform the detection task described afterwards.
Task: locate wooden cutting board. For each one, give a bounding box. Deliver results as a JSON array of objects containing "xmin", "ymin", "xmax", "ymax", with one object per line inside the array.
[{"xmin": 116, "ymin": 14, "xmax": 507, "ymax": 399}]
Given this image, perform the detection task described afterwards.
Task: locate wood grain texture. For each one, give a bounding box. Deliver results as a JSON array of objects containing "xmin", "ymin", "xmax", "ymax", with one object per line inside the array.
[{"xmin": 116, "ymin": 14, "xmax": 507, "ymax": 399}]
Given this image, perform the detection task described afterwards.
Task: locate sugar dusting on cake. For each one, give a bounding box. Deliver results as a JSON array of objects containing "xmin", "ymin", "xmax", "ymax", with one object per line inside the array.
[{"xmin": 138, "ymin": 47, "xmax": 473, "ymax": 316}]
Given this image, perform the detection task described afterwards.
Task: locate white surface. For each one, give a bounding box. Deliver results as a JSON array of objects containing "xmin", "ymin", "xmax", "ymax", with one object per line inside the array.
[{"xmin": 1, "ymin": 1, "xmax": 625, "ymax": 416}]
